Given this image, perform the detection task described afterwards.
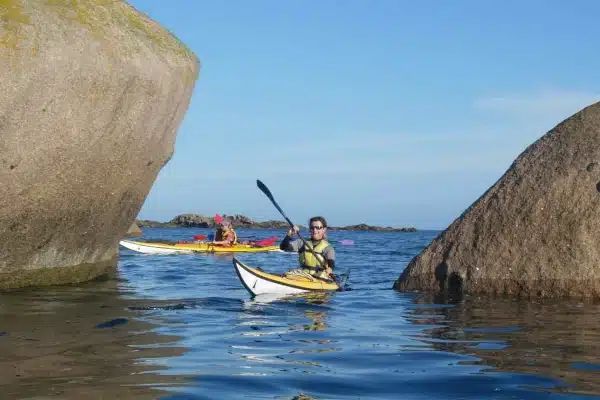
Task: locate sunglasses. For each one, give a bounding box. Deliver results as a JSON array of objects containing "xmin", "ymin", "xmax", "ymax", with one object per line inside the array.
[{"xmin": 309, "ymin": 226, "xmax": 325, "ymax": 230}]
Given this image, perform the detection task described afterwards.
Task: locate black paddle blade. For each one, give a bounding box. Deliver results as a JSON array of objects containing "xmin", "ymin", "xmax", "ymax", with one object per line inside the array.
[
  {"xmin": 257, "ymin": 179, "xmax": 290, "ymax": 224},
  {"xmin": 256, "ymin": 179, "xmax": 273, "ymax": 201}
]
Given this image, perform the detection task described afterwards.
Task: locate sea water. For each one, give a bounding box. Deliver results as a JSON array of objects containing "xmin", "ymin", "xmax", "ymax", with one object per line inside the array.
[{"xmin": 1, "ymin": 228, "xmax": 599, "ymax": 399}]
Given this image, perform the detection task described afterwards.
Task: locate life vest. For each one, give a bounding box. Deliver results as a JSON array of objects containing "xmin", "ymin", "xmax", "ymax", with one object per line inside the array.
[
  {"xmin": 299, "ymin": 240, "xmax": 330, "ymax": 270},
  {"xmin": 215, "ymin": 227, "xmax": 237, "ymax": 244},
  {"xmin": 224, "ymin": 228, "xmax": 238, "ymax": 244}
]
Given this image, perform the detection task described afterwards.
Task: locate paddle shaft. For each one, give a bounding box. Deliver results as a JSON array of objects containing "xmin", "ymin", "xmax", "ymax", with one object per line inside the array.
[{"xmin": 256, "ymin": 180, "xmax": 328, "ymax": 271}]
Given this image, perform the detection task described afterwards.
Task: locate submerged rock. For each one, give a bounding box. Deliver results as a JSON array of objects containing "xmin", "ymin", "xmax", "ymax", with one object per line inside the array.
[
  {"xmin": 394, "ymin": 101, "xmax": 600, "ymax": 300},
  {"xmin": 0, "ymin": 0, "xmax": 199, "ymax": 289}
]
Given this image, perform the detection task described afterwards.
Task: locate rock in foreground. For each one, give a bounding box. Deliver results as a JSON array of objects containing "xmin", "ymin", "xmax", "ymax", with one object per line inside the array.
[
  {"xmin": 394, "ymin": 101, "xmax": 600, "ymax": 300},
  {"xmin": 0, "ymin": 0, "xmax": 199, "ymax": 289}
]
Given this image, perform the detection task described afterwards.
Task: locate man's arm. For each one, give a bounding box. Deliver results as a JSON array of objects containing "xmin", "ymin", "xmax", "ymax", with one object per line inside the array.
[
  {"xmin": 322, "ymin": 246, "xmax": 336, "ymax": 271},
  {"xmin": 279, "ymin": 235, "xmax": 303, "ymax": 252}
]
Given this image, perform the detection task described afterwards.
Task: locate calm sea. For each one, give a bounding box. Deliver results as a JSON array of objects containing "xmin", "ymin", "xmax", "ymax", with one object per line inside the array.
[{"xmin": 1, "ymin": 228, "xmax": 599, "ymax": 399}]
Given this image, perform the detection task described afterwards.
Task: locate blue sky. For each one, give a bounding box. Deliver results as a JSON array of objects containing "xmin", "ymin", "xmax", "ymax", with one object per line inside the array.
[{"xmin": 128, "ymin": 0, "xmax": 600, "ymax": 230}]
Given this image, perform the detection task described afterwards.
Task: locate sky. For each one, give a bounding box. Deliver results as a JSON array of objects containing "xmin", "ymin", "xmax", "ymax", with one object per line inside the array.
[{"xmin": 128, "ymin": 0, "xmax": 600, "ymax": 230}]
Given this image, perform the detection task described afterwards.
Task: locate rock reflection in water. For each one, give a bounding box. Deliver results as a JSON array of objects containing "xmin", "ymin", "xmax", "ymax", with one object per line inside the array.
[
  {"xmin": 408, "ymin": 294, "xmax": 600, "ymax": 396},
  {"xmin": 0, "ymin": 276, "xmax": 188, "ymax": 399}
]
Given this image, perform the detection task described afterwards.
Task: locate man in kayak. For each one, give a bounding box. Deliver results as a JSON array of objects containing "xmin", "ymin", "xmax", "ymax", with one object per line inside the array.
[
  {"xmin": 279, "ymin": 216, "xmax": 336, "ymax": 279},
  {"xmin": 212, "ymin": 218, "xmax": 238, "ymax": 246}
]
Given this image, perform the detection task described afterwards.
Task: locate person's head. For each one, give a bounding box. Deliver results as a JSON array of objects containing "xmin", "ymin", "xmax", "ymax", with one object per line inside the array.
[
  {"xmin": 221, "ymin": 219, "xmax": 233, "ymax": 231},
  {"xmin": 308, "ymin": 216, "xmax": 327, "ymax": 240}
]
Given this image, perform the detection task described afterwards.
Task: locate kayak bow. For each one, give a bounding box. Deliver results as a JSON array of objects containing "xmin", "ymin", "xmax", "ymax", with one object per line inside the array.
[{"xmin": 233, "ymin": 257, "xmax": 340, "ymax": 296}]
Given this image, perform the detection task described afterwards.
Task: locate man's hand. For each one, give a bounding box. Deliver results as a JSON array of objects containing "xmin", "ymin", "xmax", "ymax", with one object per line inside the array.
[{"xmin": 287, "ymin": 225, "xmax": 300, "ymax": 237}]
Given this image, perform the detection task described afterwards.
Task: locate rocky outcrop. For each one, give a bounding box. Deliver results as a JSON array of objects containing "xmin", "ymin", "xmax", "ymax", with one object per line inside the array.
[
  {"xmin": 169, "ymin": 214, "xmax": 213, "ymax": 228},
  {"xmin": 0, "ymin": 0, "xmax": 199, "ymax": 289},
  {"xmin": 394, "ymin": 101, "xmax": 600, "ymax": 300},
  {"xmin": 329, "ymin": 224, "xmax": 417, "ymax": 232},
  {"xmin": 137, "ymin": 214, "xmax": 291, "ymax": 229},
  {"xmin": 125, "ymin": 222, "xmax": 143, "ymax": 237},
  {"xmin": 136, "ymin": 214, "xmax": 416, "ymax": 231},
  {"xmin": 135, "ymin": 219, "xmax": 178, "ymax": 228}
]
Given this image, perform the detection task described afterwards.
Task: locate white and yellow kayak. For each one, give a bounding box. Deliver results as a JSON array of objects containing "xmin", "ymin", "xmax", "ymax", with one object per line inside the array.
[
  {"xmin": 232, "ymin": 257, "xmax": 340, "ymax": 296},
  {"xmin": 119, "ymin": 239, "xmax": 282, "ymax": 255}
]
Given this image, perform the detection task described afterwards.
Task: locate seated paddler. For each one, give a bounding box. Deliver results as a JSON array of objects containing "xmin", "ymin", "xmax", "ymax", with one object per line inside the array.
[
  {"xmin": 212, "ymin": 218, "xmax": 238, "ymax": 246},
  {"xmin": 279, "ymin": 216, "xmax": 336, "ymax": 279}
]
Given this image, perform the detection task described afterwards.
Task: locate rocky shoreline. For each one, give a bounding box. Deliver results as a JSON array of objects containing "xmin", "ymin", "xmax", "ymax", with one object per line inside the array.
[{"xmin": 135, "ymin": 214, "xmax": 417, "ymax": 232}]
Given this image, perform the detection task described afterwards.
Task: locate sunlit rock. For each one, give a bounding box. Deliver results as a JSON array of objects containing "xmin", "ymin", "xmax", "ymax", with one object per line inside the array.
[
  {"xmin": 395, "ymin": 101, "xmax": 600, "ymax": 299},
  {"xmin": 0, "ymin": 0, "xmax": 199, "ymax": 289}
]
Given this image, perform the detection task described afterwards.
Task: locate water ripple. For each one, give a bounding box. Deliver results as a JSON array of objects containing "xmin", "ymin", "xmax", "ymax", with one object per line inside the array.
[{"xmin": 1, "ymin": 228, "xmax": 598, "ymax": 399}]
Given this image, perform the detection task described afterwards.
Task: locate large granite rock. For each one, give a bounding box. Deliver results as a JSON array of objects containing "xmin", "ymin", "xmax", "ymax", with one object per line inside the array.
[
  {"xmin": 394, "ymin": 101, "xmax": 600, "ymax": 300},
  {"xmin": 0, "ymin": 0, "xmax": 199, "ymax": 289}
]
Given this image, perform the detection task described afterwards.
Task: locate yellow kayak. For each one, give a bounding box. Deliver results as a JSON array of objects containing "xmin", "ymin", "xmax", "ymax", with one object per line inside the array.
[
  {"xmin": 233, "ymin": 257, "xmax": 340, "ymax": 296},
  {"xmin": 119, "ymin": 239, "xmax": 282, "ymax": 254}
]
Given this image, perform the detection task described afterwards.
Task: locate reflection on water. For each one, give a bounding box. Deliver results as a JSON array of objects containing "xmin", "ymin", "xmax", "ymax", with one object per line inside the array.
[
  {"xmin": 0, "ymin": 275, "xmax": 188, "ymax": 399},
  {"xmin": 244, "ymin": 293, "xmax": 331, "ymax": 333},
  {"xmin": 228, "ymin": 292, "xmax": 340, "ymax": 380},
  {"xmin": 408, "ymin": 294, "xmax": 600, "ymax": 397},
  {"xmin": 303, "ymin": 310, "xmax": 327, "ymax": 332}
]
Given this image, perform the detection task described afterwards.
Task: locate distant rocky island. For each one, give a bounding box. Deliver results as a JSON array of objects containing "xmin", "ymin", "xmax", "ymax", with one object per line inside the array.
[{"xmin": 135, "ymin": 214, "xmax": 417, "ymax": 232}]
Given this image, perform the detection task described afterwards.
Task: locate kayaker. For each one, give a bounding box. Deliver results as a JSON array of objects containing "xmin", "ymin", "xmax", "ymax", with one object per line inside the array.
[
  {"xmin": 212, "ymin": 219, "xmax": 238, "ymax": 246},
  {"xmin": 280, "ymin": 216, "xmax": 336, "ymax": 279}
]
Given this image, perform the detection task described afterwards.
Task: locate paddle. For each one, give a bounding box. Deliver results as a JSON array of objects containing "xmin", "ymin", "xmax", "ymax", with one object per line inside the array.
[
  {"xmin": 253, "ymin": 236, "xmax": 278, "ymax": 247},
  {"xmin": 257, "ymin": 179, "xmax": 333, "ymax": 277}
]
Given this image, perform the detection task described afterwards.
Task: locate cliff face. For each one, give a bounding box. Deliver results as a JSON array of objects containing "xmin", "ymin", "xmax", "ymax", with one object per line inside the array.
[{"xmin": 0, "ymin": 0, "xmax": 200, "ymax": 289}]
